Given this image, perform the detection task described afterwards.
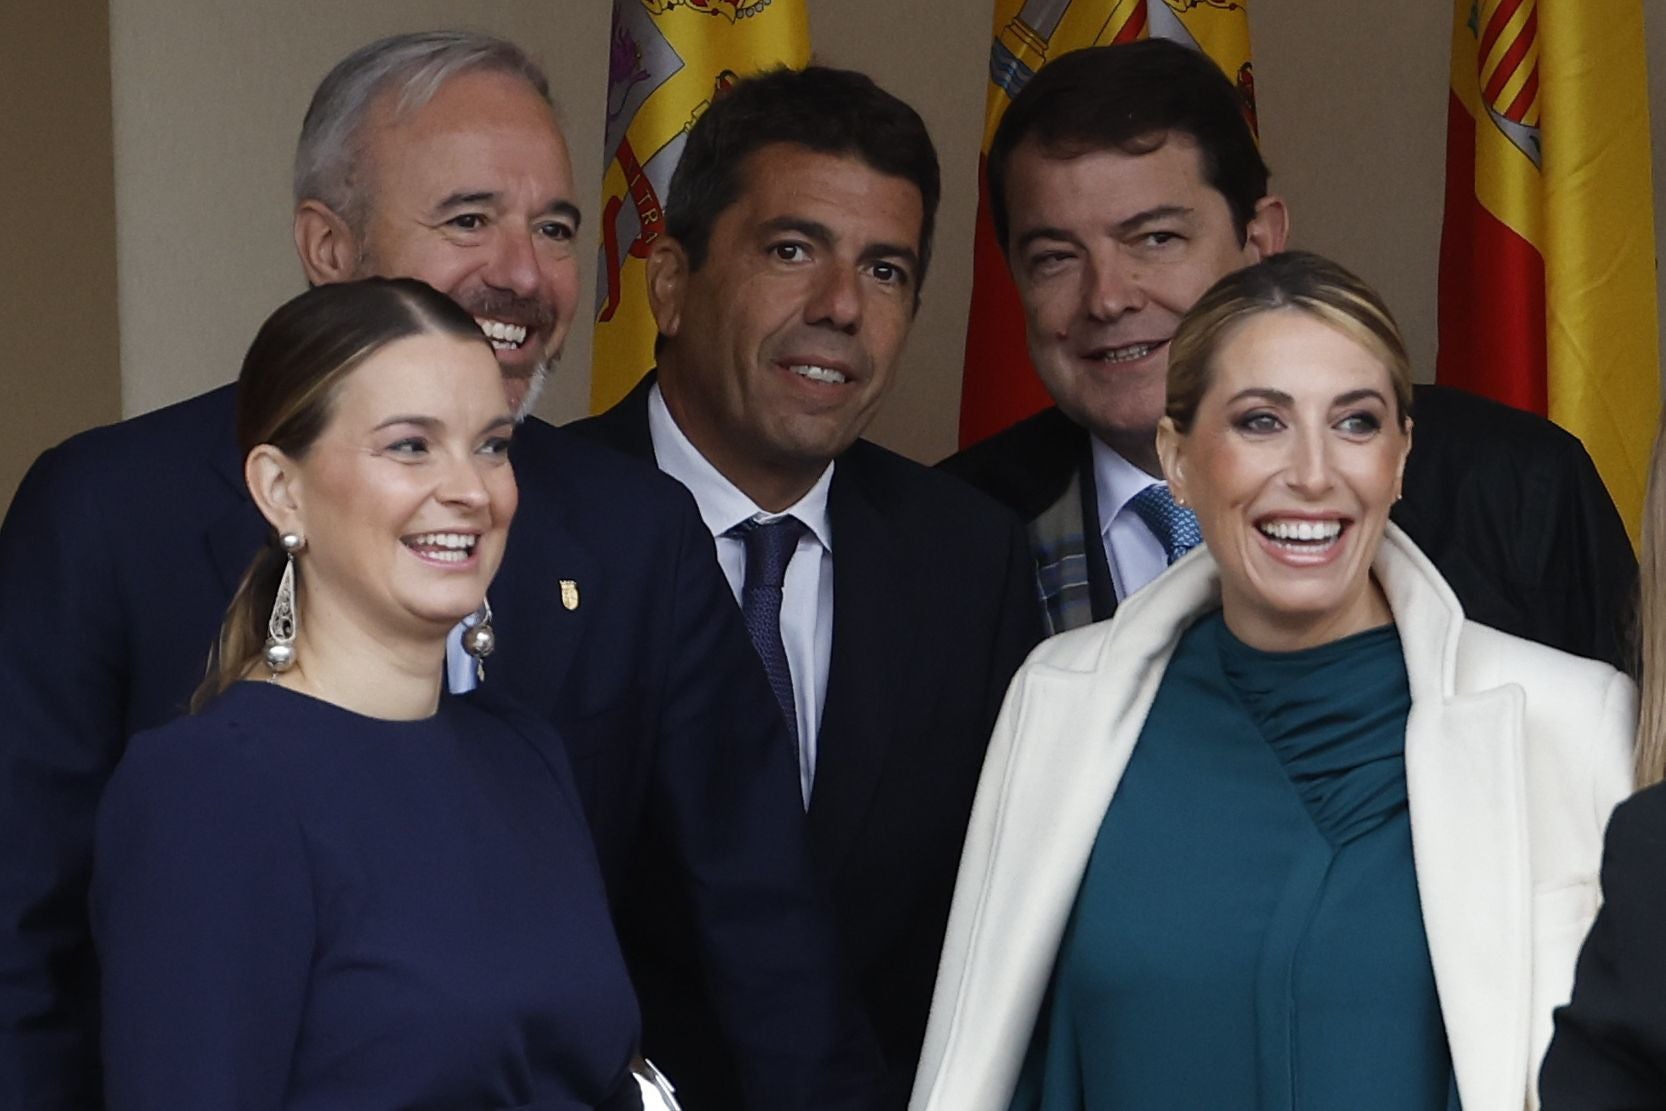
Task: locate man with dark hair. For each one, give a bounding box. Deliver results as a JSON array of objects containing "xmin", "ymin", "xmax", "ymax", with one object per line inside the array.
[
  {"xmin": 0, "ymin": 32, "xmax": 869, "ymax": 1109},
  {"xmin": 944, "ymin": 39, "xmax": 1636, "ymax": 667},
  {"xmin": 573, "ymin": 65, "xmax": 1042, "ymax": 1108}
]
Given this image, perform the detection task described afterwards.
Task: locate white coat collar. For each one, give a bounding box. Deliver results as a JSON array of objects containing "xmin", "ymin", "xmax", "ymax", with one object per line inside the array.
[{"xmin": 1010, "ymin": 523, "xmax": 1533, "ymax": 1110}]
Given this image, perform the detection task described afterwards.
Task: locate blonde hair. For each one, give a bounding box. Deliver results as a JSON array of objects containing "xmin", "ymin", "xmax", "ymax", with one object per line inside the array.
[
  {"xmin": 1166, "ymin": 250, "xmax": 1413, "ymax": 434},
  {"xmin": 1634, "ymin": 411, "xmax": 1666, "ymax": 785}
]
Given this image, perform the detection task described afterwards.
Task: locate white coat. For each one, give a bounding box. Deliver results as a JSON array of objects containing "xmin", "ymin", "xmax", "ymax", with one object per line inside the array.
[{"xmin": 911, "ymin": 525, "xmax": 1634, "ymax": 1111}]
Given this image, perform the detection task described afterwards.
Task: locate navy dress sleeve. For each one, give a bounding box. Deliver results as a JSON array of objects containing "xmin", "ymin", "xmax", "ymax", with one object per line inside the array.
[
  {"xmin": 92, "ymin": 713, "xmax": 313, "ymax": 1110},
  {"xmin": 1541, "ymin": 783, "xmax": 1666, "ymax": 1109}
]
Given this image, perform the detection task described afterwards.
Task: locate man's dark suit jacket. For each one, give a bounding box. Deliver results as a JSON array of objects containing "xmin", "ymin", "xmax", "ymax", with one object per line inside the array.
[
  {"xmin": 1539, "ymin": 780, "xmax": 1666, "ymax": 1108},
  {"xmin": 571, "ymin": 375, "xmax": 1044, "ymax": 1109},
  {"xmin": 0, "ymin": 382, "xmax": 857, "ymax": 1109},
  {"xmin": 942, "ymin": 384, "xmax": 1638, "ymax": 671}
]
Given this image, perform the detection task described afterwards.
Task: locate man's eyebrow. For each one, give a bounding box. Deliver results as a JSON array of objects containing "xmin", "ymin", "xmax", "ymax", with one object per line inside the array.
[
  {"xmin": 432, "ymin": 190, "xmax": 498, "ymax": 214},
  {"xmin": 759, "ymin": 215, "xmax": 834, "ymax": 245},
  {"xmin": 1112, "ymin": 204, "xmax": 1193, "ymax": 236},
  {"xmin": 1014, "ymin": 226, "xmax": 1077, "ymax": 253},
  {"xmin": 429, "ymin": 193, "xmax": 583, "ymax": 231},
  {"xmin": 543, "ymin": 200, "xmax": 583, "ymax": 230}
]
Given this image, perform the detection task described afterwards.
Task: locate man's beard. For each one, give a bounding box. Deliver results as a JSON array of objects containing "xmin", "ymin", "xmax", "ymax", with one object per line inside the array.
[{"xmin": 514, "ymin": 358, "xmax": 552, "ymax": 422}]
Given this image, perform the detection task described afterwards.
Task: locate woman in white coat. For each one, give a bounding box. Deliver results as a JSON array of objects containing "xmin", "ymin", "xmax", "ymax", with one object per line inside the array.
[{"xmin": 911, "ymin": 251, "xmax": 1634, "ymax": 1111}]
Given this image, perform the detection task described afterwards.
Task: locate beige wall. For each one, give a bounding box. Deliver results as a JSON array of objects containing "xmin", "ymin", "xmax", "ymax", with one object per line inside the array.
[
  {"xmin": 4, "ymin": 2, "xmax": 1665, "ymax": 514},
  {"xmin": 108, "ymin": 3, "xmax": 613, "ymax": 427},
  {"xmin": 0, "ymin": 4, "xmax": 122, "ymax": 510}
]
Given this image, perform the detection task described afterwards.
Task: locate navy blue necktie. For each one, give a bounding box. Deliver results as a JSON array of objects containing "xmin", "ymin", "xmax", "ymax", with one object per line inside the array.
[
  {"xmin": 1128, "ymin": 484, "xmax": 1202, "ymax": 565},
  {"xmin": 730, "ymin": 516, "xmax": 807, "ymax": 744}
]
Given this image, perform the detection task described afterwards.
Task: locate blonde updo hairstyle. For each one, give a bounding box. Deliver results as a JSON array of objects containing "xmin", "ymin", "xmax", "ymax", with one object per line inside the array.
[
  {"xmin": 190, "ymin": 277, "xmax": 490, "ymax": 711},
  {"xmin": 1165, "ymin": 250, "xmax": 1414, "ymax": 435}
]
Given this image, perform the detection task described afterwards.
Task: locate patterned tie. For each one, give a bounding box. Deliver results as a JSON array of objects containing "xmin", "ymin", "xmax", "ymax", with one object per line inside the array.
[
  {"xmin": 730, "ymin": 516, "xmax": 808, "ymax": 745},
  {"xmin": 1128, "ymin": 483, "xmax": 1203, "ymax": 565}
]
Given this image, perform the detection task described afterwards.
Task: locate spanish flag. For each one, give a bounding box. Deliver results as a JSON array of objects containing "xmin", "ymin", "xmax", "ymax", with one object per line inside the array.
[
  {"xmin": 1438, "ymin": 0, "xmax": 1658, "ymax": 543},
  {"xmin": 591, "ymin": 0, "xmax": 811, "ymax": 412},
  {"xmin": 957, "ymin": 0, "xmax": 1255, "ymax": 449}
]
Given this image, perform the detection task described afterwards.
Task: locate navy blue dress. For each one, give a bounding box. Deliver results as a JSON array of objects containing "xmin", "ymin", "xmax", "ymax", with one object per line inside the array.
[
  {"xmin": 1013, "ymin": 612, "xmax": 1458, "ymax": 1110},
  {"xmin": 92, "ymin": 681, "xmax": 640, "ymax": 1110}
]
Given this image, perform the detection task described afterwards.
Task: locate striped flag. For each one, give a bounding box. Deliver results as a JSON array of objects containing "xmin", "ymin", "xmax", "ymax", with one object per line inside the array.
[
  {"xmin": 592, "ymin": 0, "xmax": 811, "ymax": 412},
  {"xmin": 1438, "ymin": 0, "xmax": 1658, "ymax": 542},
  {"xmin": 958, "ymin": 0, "xmax": 1255, "ymax": 449}
]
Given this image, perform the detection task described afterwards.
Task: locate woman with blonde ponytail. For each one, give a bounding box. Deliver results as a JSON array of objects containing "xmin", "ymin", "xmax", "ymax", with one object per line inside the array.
[
  {"xmin": 1541, "ymin": 415, "xmax": 1666, "ymax": 1106},
  {"xmin": 92, "ymin": 279, "xmax": 644, "ymax": 1109}
]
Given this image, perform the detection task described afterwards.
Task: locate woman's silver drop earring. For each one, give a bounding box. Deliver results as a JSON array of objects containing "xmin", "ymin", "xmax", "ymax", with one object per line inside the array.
[
  {"xmin": 463, "ymin": 597, "xmax": 496, "ymax": 683},
  {"xmin": 264, "ymin": 533, "xmax": 304, "ymax": 675}
]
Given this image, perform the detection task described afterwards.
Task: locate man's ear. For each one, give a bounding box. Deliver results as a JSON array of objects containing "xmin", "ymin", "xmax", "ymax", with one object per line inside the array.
[
  {"xmin": 1156, "ymin": 416, "xmax": 1188, "ymax": 503},
  {"xmin": 645, "ymin": 238, "xmax": 690, "ymax": 340},
  {"xmin": 1242, "ymin": 194, "xmax": 1290, "ymax": 262},
  {"xmin": 294, "ymin": 200, "xmax": 363, "ymax": 285},
  {"xmin": 245, "ymin": 444, "xmax": 305, "ymax": 538}
]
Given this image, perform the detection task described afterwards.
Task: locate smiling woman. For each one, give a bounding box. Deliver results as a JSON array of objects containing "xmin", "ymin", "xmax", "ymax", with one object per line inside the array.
[
  {"xmin": 912, "ymin": 252, "xmax": 1636, "ymax": 1111},
  {"xmin": 91, "ymin": 279, "xmax": 645, "ymax": 1110}
]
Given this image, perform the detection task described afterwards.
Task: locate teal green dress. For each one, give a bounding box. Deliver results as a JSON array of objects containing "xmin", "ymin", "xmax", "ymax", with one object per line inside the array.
[{"xmin": 1012, "ymin": 610, "xmax": 1460, "ymax": 1110}]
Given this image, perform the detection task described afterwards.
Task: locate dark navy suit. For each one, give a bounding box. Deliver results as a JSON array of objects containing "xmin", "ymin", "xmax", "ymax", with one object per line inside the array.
[
  {"xmin": 0, "ymin": 382, "xmax": 859, "ymax": 1109},
  {"xmin": 572, "ymin": 375, "xmax": 1044, "ymax": 1108}
]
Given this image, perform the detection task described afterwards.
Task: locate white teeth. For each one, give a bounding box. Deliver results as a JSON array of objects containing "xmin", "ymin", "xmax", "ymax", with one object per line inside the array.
[
  {"xmin": 1096, "ymin": 343, "xmax": 1153, "ymax": 364},
  {"xmin": 405, "ymin": 532, "xmax": 477, "ymax": 556},
  {"xmin": 1258, "ymin": 519, "xmax": 1343, "ymax": 543},
  {"xmin": 788, "ymin": 364, "xmax": 848, "ymax": 384},
  {"xmin": 474, "ymin": 318, "xmax": 528, "ymax": 346}
]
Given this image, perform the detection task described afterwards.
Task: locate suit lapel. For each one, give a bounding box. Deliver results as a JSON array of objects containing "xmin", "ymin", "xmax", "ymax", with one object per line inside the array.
[
  {"xmin": 1075, "ymin": 438, "xmax": 1118, "ymax": 623},
  {"xmin": 807, "ymin": 463, "xmax": 914, "ymax": 878},
  {"xmin": 1379, "ymin": 530, "xmax": 1533, "ymax": 1111},
  {"xmin": 490, "ymin": 464, "xmax": 590, "ymax": 718}
]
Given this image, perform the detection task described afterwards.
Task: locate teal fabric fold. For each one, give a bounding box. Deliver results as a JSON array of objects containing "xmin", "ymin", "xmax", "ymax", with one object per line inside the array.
[{"xmin": 1014, "ymin": 609, "xmax": 1458, "ymax": 1111}]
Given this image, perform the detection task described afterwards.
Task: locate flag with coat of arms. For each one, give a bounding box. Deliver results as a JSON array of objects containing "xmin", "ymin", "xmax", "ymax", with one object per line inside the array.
[{"xmin": 592, "ymin": 0, "xmax": 812, "ymax": 412}]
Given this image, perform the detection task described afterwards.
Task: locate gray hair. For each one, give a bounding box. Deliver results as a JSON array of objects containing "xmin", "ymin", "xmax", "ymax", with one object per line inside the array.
[{"xmin": 294, "ymin": 30, "xmax": 553, "ymax": 231}]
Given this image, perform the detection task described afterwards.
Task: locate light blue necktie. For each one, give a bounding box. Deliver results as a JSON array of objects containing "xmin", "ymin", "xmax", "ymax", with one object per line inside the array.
[{"xmin": 1128, "ymin": 484, "xmax": 1203, "ymax": 565}]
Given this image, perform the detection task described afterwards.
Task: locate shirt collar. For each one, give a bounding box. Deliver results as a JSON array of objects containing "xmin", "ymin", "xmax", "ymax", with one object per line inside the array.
[
  {"xmin": 1090, "ymin": 435, "xmax": 1167, "ymax": 538},
  {"xmin": 647, "ymin": 381, "xmax": 835, "ymax": 551}
]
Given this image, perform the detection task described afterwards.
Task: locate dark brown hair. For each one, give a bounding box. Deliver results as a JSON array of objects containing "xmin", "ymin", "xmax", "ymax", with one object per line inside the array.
[
  {"xmin": 665, "ymin": 64, "xmax": 941, "ymax": 299},
  {"xmin": 987, "ymin": 38, "xmax": 1267, "ymax": 253}
]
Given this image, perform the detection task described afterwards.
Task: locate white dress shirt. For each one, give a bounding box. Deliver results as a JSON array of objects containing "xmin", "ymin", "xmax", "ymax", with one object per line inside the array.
[
  {"xmin": 1090, "ymin": 436, "xmax": 1175, "ymax": 603},
  {"xmin": 648, "ymin": 383, "xmax": 834, "ymax": 808}
]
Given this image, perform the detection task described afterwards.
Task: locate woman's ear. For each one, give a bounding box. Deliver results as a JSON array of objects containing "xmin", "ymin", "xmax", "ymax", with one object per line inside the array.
[
  {"xmin": 1156, "ymin": 416, "xmax": 1188, "ymax": 503},
  {"xmin": 245, "ymin": 445, "xmax": 304, "ymax": 537},
  {"xmin": 1395, "ymin": 418, "xmax": 1414, "ymax": 501}
]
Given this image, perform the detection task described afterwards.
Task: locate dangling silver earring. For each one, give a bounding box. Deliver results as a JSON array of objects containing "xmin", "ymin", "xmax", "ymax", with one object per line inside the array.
[
  {"xmin": 462, "ymin": 597, "xmax": 495, "ymax": 683},
  {"xmin": 264, "ymin": 532, "xmax": 304, "ymax": 675}
]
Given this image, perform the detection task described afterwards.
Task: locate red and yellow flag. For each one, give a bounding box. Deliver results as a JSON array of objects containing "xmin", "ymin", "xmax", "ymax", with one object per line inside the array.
[
  {"xmin": 958, "ymin": 0, "xmax": 1255, "ymax": 449},
  {"xmin": 1438, "ymin": 0, "xmax": 1658, "ymax": 542},
  {"xmin": 591, "ymin": 0, "xmax": 810, "ymax": 412}
]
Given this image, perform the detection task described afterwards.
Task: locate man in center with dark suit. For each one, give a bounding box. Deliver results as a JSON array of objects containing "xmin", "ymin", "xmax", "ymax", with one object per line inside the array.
[
  {"xmin": 572, "ymin": 66, "xmax": 1043, "ymax": 1108},
  {"xmin": 942, "ymin": 40, "xmax": 1637, "ymax": 668}
]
